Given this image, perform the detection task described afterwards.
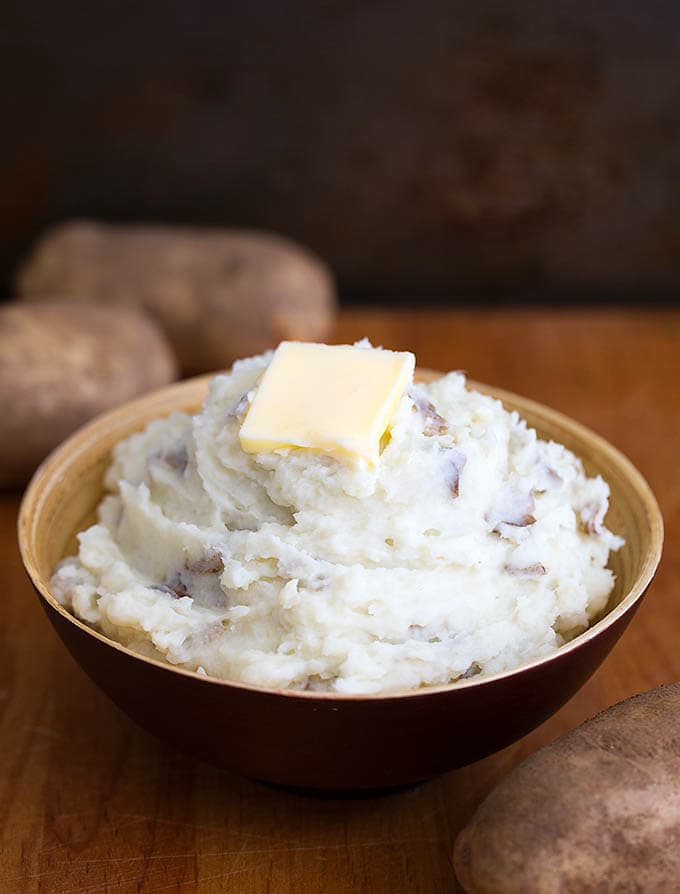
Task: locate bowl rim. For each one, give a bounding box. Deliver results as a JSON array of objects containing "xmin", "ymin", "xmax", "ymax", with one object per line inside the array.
[{"xmin": 18, "ymin": 370, "xmax": 664, "ymax": 702}]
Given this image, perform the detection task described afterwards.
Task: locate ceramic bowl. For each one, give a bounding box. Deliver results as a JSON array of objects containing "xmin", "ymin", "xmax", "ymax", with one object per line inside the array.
[{"xmin": 18, "ymin": 371, "xmax": 663, "ymax": 790}]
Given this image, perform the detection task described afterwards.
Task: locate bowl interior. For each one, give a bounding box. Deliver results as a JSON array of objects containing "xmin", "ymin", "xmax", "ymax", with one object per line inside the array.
[{"xmin": 19, "ymin": 370, "xmax": 663, "ymax": 690}]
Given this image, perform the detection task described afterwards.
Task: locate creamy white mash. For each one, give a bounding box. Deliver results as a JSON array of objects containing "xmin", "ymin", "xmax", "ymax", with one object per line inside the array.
[{"xmin": 52, "ymin": 346, "xmax": 624, "ymax": 694}]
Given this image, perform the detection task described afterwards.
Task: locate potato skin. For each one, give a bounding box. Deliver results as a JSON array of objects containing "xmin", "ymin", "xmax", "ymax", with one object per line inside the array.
[
  {"xmin": 16, "ymin": 221, "xmax": 337, "ymax": 374},
  {"xmin": 454, "ymin": 683, "xmax": 680, "ymax": 893},
  {"xmin": 0, "ymin": 302, "xmax": 177, "ymax": 487}
]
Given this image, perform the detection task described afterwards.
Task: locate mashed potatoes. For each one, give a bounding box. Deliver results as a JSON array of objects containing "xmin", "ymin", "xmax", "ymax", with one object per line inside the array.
[{"xmin": 51, "ymin": 346, "xmax": 623, "ymax": 694}]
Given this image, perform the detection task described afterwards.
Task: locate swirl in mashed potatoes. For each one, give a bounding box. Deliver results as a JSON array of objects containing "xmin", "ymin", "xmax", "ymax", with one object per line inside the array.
[{"xmin": 52, "ymin": 347, "xmax": 623, "ymax": 694}]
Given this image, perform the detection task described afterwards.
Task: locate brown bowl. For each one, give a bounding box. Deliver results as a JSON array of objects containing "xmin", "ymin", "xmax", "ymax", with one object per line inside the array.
[{"xmin": 18, "ymin": 371, "xmax": 663, "ymax": 790}]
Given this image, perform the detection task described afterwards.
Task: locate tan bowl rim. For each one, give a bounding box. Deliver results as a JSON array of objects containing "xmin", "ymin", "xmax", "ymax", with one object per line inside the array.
[{"xmin": 18, "ymin": 370, "xmax": 664, "ymax": 702}]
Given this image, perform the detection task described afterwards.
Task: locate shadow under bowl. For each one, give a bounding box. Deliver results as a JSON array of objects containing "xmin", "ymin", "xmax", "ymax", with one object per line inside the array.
[{"xmin": 18, "ymin": 371, "xmax": 663, "ymax": 790}]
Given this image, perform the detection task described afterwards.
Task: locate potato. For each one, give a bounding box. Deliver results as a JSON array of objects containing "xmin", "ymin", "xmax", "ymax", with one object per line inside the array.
[
  {"xmin": 15, "ymin": 221, "xmax": 337, "ymax": 374},
  {"xmin": 454, "ymin": 683, "xmax": 680, "ymax": 893},
  {"xmin": 0, "ymin": 301, "xmax": 177, "ymax": 487}
]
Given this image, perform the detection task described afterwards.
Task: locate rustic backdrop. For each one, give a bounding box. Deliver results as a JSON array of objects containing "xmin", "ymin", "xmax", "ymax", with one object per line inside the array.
[{"xmin": 2, "ymin": 1, "xmax": 679, "ymax": 302}]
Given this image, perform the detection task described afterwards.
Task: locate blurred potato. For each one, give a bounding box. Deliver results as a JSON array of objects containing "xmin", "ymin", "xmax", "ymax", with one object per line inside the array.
[
  {"xmin": 0, "ymin": 301, "xmax": 177, "ymax": 487},
  {"xmin": 16, "ymin": 221, "xmax": 337, "ymax": 374}
]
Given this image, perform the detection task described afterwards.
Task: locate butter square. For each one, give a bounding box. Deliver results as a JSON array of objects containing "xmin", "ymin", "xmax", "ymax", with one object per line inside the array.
[{"xmin": 239, "ymin": 342, "xmax": 415, "ymax": 464}]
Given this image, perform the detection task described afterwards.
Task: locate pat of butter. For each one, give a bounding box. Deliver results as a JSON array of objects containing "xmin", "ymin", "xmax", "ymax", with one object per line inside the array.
[{"xmin": 239, "ymin": 341, "xmax": 415, "ymax": 464}]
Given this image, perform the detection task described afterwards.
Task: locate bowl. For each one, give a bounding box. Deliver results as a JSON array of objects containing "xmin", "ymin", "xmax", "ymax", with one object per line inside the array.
[{"xmin": 18, "ymin": 371, "xmax": 663, "ymax": 791}]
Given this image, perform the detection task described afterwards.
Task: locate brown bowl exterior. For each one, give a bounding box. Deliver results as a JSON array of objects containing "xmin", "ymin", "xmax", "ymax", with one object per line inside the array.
[
  {"xmin": 38, "ymin": 591, "xmax": 645, "ymax": 789},
  {"xmin": 19, "ymin": 371, "xmax": 663, "ymax": 790}
]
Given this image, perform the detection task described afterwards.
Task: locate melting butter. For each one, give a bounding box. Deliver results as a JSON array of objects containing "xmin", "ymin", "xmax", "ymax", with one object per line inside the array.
[{"xmin": 239, "ymin": 341, "xmax": 415, "ymax": 464}]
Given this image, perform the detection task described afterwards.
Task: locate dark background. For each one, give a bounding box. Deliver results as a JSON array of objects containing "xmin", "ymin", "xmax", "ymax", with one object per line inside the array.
[{"xmin": 2, "ymin": 1, "xmax": 680, "ymax": 304}]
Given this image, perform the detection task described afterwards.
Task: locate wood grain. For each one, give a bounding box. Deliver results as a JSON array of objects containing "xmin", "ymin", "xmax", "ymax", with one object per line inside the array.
[{"xmin": 1, "ymin": 307, "xmax": 678, "ymax": 892}]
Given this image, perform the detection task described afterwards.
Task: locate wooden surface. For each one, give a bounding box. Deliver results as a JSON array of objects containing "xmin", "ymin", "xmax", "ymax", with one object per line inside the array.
[{"xmin": 1, "ymin": 307, "xmax": 678, "ymax": 893}]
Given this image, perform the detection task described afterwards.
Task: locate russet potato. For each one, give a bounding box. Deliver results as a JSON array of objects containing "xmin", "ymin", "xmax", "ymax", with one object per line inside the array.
[
  {"xmin": 455, "ymin": 683, "xmax": 680, "ymax": 893},
  {"xmin": 0, "ymin": 301, "xmax": 177, "ymax": 487},
  {"xmin": 16, "ymin": 221, "xmax": 337, "ymax": 374}
]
